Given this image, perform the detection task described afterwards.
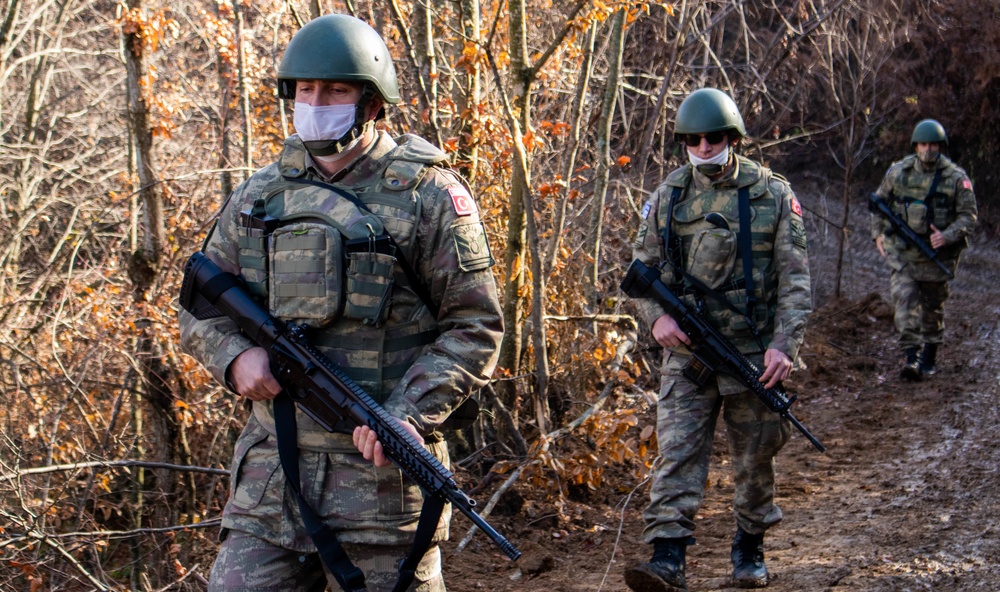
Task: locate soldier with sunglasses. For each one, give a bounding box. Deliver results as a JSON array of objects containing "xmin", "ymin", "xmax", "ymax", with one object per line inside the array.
[{"xmin": 624, "ymin": 88, "xmax": 812, "ymax": 591}]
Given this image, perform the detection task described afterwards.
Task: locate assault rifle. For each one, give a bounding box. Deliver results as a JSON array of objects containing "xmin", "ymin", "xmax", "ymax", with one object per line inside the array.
[
  {"xmin": 180, "ymin": 252, "xmax": 521, "ymax": 561},
  {"xmin": 620, "ymin": 259, "xmax": 826, "ymax": 453},
  {"xmin": 868, "ymin": 193, "xmax": 954, "ymax": 279}
]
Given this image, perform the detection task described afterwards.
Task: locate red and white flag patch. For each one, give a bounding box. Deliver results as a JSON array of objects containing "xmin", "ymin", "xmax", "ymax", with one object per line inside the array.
[
  {"xmin": 448, "ymin": 186, "xmax": 477, "ymax": 216},
  {"xmin": 962, "ymin": 179, "xmax": 972, "ymax": 190},
  {"xmin": 791, "ymin": 196, "xmax": 803, "ymax": 216}
]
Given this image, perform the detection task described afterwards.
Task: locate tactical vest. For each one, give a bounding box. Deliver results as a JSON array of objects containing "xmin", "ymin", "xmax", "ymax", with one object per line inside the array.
[
  {"xmin": 237, "ymin": 135, "xmax": 448, "ymax": 406},
  {"xmin": 657, "ymin": 158, "xmax": 780, "ymax": 352},
  {"xmin": 887, "ymin": 154, "xmax": 963, "ymax": 259}
]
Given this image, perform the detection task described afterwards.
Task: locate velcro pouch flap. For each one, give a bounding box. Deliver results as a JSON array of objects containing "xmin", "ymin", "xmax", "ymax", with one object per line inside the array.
[{"xmin": 268, "ymin": 222, "xmax": 344, "ymax": 328}]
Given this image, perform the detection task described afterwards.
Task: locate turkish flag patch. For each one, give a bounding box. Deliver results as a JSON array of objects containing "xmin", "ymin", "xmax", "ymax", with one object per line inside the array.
[
  {"xmin": 448, "ymin": 186, "xmax": 477, "ymax": 216},
  {"xmin": 962, "ymin": 179, "xmax": 972, "ymax": 190},
  {"xmin": 791, "ymin": 196, "xmax": 803, "ymax": 216}
]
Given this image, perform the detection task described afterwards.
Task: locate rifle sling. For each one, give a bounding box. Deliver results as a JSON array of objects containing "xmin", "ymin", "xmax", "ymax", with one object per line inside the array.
[{"xmin": 273, "ymin": 395, "xmax": 444, "ymax": 592}]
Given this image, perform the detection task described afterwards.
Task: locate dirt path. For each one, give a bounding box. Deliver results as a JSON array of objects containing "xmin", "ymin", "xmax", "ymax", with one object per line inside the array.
[{"xmin": 440, "ymin": 193, "xmax": 1000, "ymax": 591}]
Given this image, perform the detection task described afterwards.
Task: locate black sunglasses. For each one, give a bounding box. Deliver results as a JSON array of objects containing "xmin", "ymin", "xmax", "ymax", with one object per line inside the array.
[{"xmin": 681, "ymin": 131, "xmax": 728, "ymax": 147}]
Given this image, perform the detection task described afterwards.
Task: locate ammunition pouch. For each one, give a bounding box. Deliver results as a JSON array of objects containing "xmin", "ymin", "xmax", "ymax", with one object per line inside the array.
[{"xmin": 269, "ymin": 222, "xmax": 345, "ymax": 328}]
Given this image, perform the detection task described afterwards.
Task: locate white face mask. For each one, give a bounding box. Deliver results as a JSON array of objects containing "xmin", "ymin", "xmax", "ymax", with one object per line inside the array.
[
  {"xmin": 688, "ymin": 145, "xmax": 730, "ymax": 175},
  {"xmin": 293, "ymin": 102, "xmax": 356, "ymax": 142},
  {"xmin": 688, "ymin": 145, "xmax": 729, "ymax": 168}
]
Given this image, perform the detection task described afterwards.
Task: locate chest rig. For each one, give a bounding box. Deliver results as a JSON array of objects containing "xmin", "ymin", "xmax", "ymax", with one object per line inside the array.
[
  {"xmin": 237, "ymin": 135, "xmax": 448, "ymax": 403},
  {"xmin": 887, "ymin": 155, "xmax": 960, "ymax": 257},
  {"xmin": 657, "ymin": 158, "xmax": 780, "ymax": 353}
]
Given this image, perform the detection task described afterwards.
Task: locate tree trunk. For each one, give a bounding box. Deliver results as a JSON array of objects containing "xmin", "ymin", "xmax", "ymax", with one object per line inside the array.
[
  {"xmin": 496, "ymin": 0, "xmax": 530, "ymax": 436},
  {"xmin": 214, "ymin": 0, "xmax": 235, "ymax": 199},
  {"xmin": 546, "ymin": 20, "xmax": 596, "ymax": 277},
  {"xmin": 120, "ymin": 0, "xmax": 180, "ymax": 559},
  {"xmin": 457, "ymin": 0, "xmax": 481, "ymax": 181},
  {"xmin": 237, "ymin": 5, "xmax": 253, "ymax": 175},
  {"xmin": 414, "ymin": 0, "xmax": 439, "ymax": 143},
  {"xmin": 588, "ymin": 10, "xmax": 626, "ymax": 306}
]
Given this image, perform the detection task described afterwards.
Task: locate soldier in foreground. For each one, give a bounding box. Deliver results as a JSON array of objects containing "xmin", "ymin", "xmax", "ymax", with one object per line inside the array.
[
  {"xmin": 624, "ymin": 88, "xmax": 812, "ymax": 591},
  {"xmin": 871, "ymin": 119, "xmax": 977, "ymax": 380},
  {"xmin": 178, "ymin": 14, "xmax": 503, "ymax": 591}
]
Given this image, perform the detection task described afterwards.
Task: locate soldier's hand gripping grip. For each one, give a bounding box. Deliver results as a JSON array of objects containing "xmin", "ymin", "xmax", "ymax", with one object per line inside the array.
[
  {"xmin": 621, "ymin": 259, "xmax": 826, "ymax": 453},
  {"xmin": 868, "ymin": 193, "xmax": 954, "ymax": 279}
]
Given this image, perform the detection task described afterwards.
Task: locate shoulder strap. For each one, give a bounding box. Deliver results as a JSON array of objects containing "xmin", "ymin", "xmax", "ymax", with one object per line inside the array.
[
  {"xmin": 736, "ymin": 185, "xmax": 765, "ymax": 351},
  {"xmin": 274, "ymin": 396, "xmax": 368, "ymax": 592},
  {"xmin": 274, "ymin": 395, "xmax": 445, "ymax": 592},
  {"xmin": 660, "ymin": 186, "xmax": 684, "ymax": 283},
  {"xmin": 925, "ymin": 168, "xmax": 943, "ymax": 202}
]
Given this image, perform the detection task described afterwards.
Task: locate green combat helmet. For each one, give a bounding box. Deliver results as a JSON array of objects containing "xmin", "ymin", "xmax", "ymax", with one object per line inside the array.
[
  {"xmin": 674, "ymin": 88, "xmax": 747, "ymax": 139},
  {"xmin": 911, "ymin": 119, "xmax": 948, "ymax": 146},
  {"xmin": 277, "ymin": 14, "xmax": 400, "ymax": 155}
]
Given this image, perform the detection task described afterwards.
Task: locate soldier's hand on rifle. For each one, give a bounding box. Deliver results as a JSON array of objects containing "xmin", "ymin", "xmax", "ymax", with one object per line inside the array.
[
  {"xmin": 759, "ymin": 348, "xmax": 793, "ymax": 389},
  {"xmin": 929, "ymin": 224, "xmax": 946, "ymax": 249},
  {"xmin": 354, "ymin": 421, "xmax": 424, "ymax": 467},
  {"xmin": 874, "ymin": 235, "xmax": 886, "ymax": 258},
  {"xmin": 652, "ymin": 313, "xmax": 691, "ymax": 349},
  {"xmin": 228, "ymin": 347, "xmax": 282, "ymax": 401}
]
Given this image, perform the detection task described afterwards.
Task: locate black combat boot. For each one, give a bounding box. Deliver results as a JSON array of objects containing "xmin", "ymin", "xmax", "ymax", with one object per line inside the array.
[
  {"xmin": 900, "ymin": 346, "xmax": 922, "ymax": 381},
  {"xmin": 920, "ymin": 343, "xmax": 938, "ymax": 376},
  {"xmin": 625, "ymin": 537, "xmax": 689, "ymax": 592},
  {"xmin": 731, "ymin": 527, "xmax": 768, "ymax": 588}
]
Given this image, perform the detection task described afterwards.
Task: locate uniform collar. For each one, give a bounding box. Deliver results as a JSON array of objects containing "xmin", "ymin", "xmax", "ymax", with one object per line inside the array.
[
  {"xmin": 692, "ymin": 154, "xmax": 741, "ymax": 189},
  {"xmin": 279, "ymin": 131, "xmax": 397, "ymax": 184}
]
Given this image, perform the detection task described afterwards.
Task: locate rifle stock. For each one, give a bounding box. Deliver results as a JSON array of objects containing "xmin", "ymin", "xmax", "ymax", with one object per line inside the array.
[
  {"xmin": 181, "ymin": 252, "xmax": 521, "ymax": 561},
  {"xmin": 868, "ymin": 193, "xmax": 954, "ymax": 279},
  {"xmin": 621, "ymin": 259, "xmax": 826, "ymax": 453}
]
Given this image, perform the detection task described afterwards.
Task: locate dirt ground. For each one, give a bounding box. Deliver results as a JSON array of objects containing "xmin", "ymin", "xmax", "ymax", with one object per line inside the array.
[{"xmin": 438, "ymin": 193, "xmax": 1000, "ymax": 591}]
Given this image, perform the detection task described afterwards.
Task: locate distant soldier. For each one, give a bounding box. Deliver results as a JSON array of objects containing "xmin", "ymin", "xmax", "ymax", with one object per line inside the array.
[
  {"xmin": 872, "ymin": 119, "xmax": 977, "ymax": 380},
  {"xmin": 625, "ymin": 88, "xmax": 812, "ymax": 591},
  {"xmin": 178, "ymin": 14, "xmax": 503, "ymax": 592}
]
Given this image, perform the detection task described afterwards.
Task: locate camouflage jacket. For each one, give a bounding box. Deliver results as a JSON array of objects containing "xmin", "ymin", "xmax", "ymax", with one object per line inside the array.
[
  {"xmin": 179, "ymin": 132, "xmax": 503, "ymax": 447},
  {"xmin": 630, "ymin": 156, "xmax": 812, "ymax": 393},
  {"xmin": 872, "ymin": 153, "xmax": 977, "ymax": 278}
]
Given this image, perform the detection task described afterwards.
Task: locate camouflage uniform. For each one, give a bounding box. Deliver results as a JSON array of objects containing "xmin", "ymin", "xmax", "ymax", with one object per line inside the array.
[
  {"xmin": 630, "ymin": 155, "xmax": 812, "ymax": 541},
  {"xmin": 872, "ymin": 153, "xmax": 977, "ymax": 349},
  {"xmin": 180, "ymin": 131, "xmax": 503, "ymax": 591}
]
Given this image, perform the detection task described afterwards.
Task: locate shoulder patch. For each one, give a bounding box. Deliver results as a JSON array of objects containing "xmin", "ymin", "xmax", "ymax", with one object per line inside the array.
[
  {"xmin": 453, "ymin": 221, "xmax": 494, "ymax": 271},
  {"xmin": 962, "ymin": 179, "xmax": 972, "ymax": 190},
  {"xmin": 790, "ymin": 196, "xmax": 803, "ymax": 217},
  {"xmin": 791, "ymin": 217, "xmax": 808, "ymax": 250},
  {"xmin": 448, "ymin": 185, "xmax": 478, "ymax": 216},
  {"xmin": 632, "ymin": 223, "xmax": 649, "ymax": 249},
  {"xmin": 641, "ymin": 202, "xmax": 652, "ymax": 219}
]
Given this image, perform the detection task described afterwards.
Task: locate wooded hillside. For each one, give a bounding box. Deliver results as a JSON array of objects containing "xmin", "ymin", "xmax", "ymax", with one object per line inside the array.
[{"xmin": 1, "ymin": 0, "xmax": 996, "ymax": 589}]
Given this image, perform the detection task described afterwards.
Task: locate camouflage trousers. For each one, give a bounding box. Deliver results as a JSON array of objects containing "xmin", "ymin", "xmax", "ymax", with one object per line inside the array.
[
  {"xmin": 209, "ymin": 531, "xmax": 444, "ymax": 591},
  {"xmin": 642, "ymin": 360, "xmax": 791, "ymax": 542},
  {"xmin": 889, "ymin": 268, "xmax": 950, "ymax": 349},
  {"xmin": 209, "ymin": 416, "xmax": 449, "ymax": 591}
]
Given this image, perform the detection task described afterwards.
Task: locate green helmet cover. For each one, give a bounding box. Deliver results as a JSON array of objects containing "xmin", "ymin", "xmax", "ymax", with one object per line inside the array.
[
  {"xmin": 277, "ymin": 14, "xmax": 400, "ymax": 104},
  {"xmin": 911, "ymin": 119, "xmax": 948, "ymax": 145},
  {"xmin": 674, "ymin": 88, "xmax": 746, "ymax": 138}
]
